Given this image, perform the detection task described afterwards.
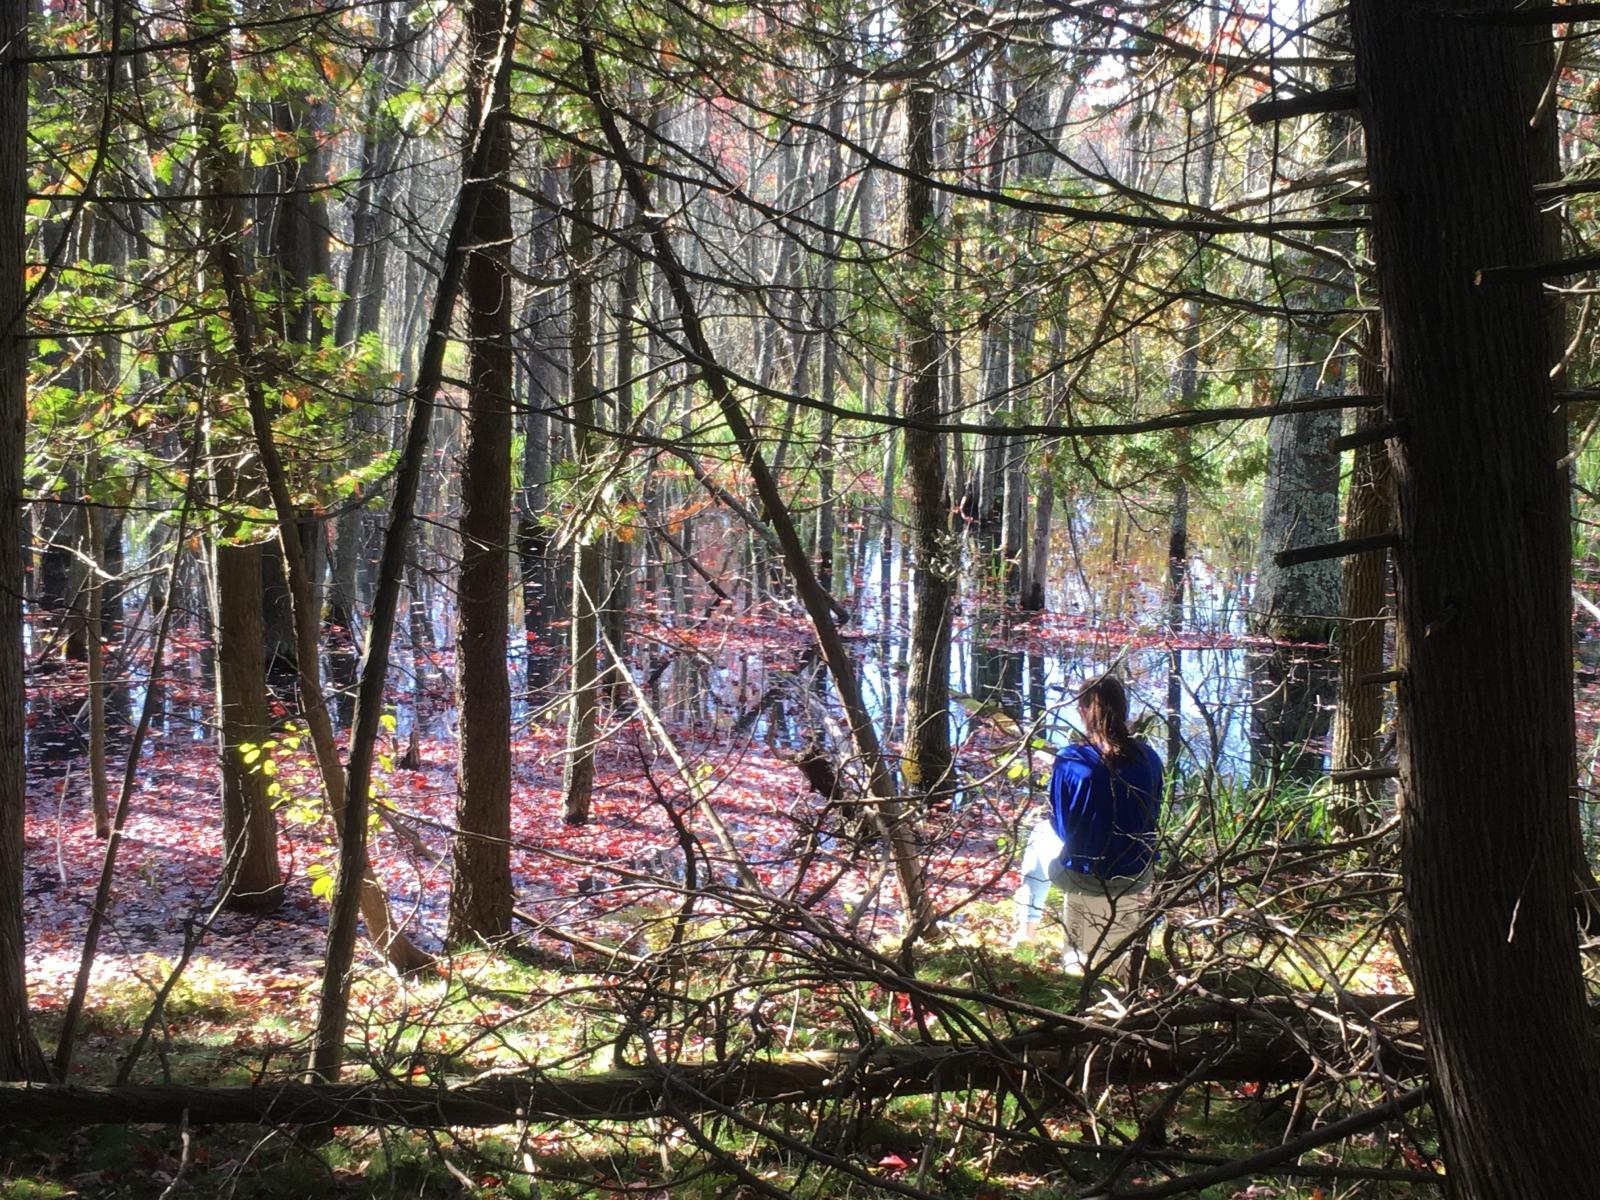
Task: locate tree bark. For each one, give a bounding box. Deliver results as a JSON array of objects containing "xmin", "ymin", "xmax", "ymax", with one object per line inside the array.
[
  {"xmin": 0, "ymin": 0, "xmax": 47, "ymax": 1082},
  {"xmin": 84, "ymin": 487, "xmax": 109, "ymax": 840},
  {"xmin": 448, "ymin": 0, "xmax": 515, "ymax": 943},
  {"xmin": 1352, "ymin": 3, "xmax": 1600, "ymax": 1195},
  {"xmin": 212, "ymin": 528, "xmax": 284, "ymax": 912},
  {"xmin": 1331, "ymin": 319, "xmax": 1392, "ymax": 835},
  {"xmin": 562, "ymin": 158, "xmax": 603, "ymax": 827},
  {"xmin": 898, "ymin": 0, "xmax": 954, "ymax": 800}
]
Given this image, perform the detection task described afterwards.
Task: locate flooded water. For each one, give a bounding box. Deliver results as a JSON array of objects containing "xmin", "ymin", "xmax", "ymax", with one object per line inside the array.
[
  {"xmin": 62, "ymin": 488, "xmax": 1600, "ymax": 816},
  {"xmin": 595, "ymin": 494, "xmax": 1325, "ymax": 790}
]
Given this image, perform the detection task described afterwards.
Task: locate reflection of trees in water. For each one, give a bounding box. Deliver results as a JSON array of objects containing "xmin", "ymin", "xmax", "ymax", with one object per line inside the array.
[
  {"xmin": 1248, "ymin": 644, "xmax": 1336, "ymax": 784},
  {"xmin": 495, "ymin": 503, "xmax": 1291, "ymax": 781},
  {"xmin": 970, "ymin": 610, "xmax": 1024, "ymax": 726}
]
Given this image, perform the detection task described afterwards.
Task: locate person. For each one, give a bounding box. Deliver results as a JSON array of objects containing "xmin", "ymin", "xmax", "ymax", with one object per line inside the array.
[{"xmin": 1012, "ymin": 674, "xmax": 1162, "ymax": 975}]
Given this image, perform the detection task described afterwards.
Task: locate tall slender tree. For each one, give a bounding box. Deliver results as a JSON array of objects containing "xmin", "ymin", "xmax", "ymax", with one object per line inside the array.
[
  {"xmin": 449, "ymin": 0, "xmax": 516, "ymax": 942},
  {"xmin": 0, "ymin": 0, "xmax": 47, "ymax": 1083},
  {"xmin": 898, "ymin": 0, "xmax": 953, "ymax": 800},
  {"xmin": 562, "ymin": 158, "xmax": 602, "ymax": 826}
]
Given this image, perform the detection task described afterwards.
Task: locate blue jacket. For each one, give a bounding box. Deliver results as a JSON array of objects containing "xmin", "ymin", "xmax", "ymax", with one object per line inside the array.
[{"xmin": 1049, "ymin": 741, "xmax": 1162, "ymax": 879}]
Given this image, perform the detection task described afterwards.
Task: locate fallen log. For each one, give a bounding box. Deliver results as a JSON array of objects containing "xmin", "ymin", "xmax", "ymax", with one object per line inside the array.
[{"xmin": 0, "ymin": 1013, "xmax": 1427, "ymax": 1130}]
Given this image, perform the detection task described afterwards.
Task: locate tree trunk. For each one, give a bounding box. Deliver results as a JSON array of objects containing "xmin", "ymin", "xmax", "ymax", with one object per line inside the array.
[
  {"xmin": 197, "ymin": 235, "xmax": 283, "ymax": 914},
  {"xmin": 1253, "ymin": 392, "xmax": 1342, "ymax": 641},
  {"xmin": 84, "ymin": 490, "xmax": 109, "ymax": 839},
  {"xmin": 518, "ymin": 170, "xmax": 564, "ymax": 693},
  {"xmin": 448, "ymin": 0, "xmax": 515, "ymax": 943},
  {"xmin": 306, "ymin": 21, "xmax": 519, "ymax": 1064},
  {"xmin": 1021, "ymin": 320, "xmax": 1064, "ymax": 614},
  {"xmin": 1164, "ymin": 98, "xmax": 1216, "ymax": 772},
  {"xmin": 1249, "ymin": 123, "xmax": 1345, "ymax": 780},
  {"xmin": 562, "ymin": 159, "xmax": 602, "ymax": 826},
  {"xmin": 1252, "ymin": 52, "xmax": 1347, "ymax": 652},
  {"xmin": 185, "ymin": 0, "xmax": 438, "ymax": 1088},
  {"xmin": 1330, "ymin": 320, "xmax": 1392, "ymax": 835},
  {"xmin": 330, "ymin": 0, "xmax": 410, "ymax": 653},
  {"xmin": 0, "ymin": 1028, "xmax": 1422, "ymax": 1131},
  {"xmin": 605, "ymin": 160, "xmax": 641, "ymax": 695},
  {"xmin": 259, "ymin": 520, "xmax": 315, "ymax": 687},
  {"xmin": 1352, "ymin": 3, "xmax": 1600, "ymax": 1195},
  {"xmin": 976, "ymin": 90, "xmax": 1010, "ymax": 540},
  {"xmin": 0, "ymin": 0, "xmax": 47, "ymax": 1081},
  {"xmin": 53, "ymin": 461, "xmax": 197, "ymax": 1078},
  {"xmin": 1165, "ymin": 473, "xmax": 1187, "ymax": 769},
  {"xmin": 897, "ymin": 2, "xmax": 954, "ymax": 800},
  {"xmin": 814, "ymin": 79, "xmax": 844, "ymax": 595},
  {"xmin": 210, "ymin": 499, "xmax": 284, "ymax": 912}
]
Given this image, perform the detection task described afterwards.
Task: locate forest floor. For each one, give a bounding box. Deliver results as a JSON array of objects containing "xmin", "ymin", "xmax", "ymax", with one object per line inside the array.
[{"xmin": 7, "ymin": 603, "xmax": 1436, "ymax": 1199}]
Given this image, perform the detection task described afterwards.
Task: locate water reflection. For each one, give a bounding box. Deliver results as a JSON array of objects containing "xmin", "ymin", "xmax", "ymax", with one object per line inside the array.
[
  {"xmin": 29, "ymin": 494, "xmax": 1345, "ymax": 795},
  {"xmin": 631, "ymin": 496, "xmax": 1284, "ymax": 784}
]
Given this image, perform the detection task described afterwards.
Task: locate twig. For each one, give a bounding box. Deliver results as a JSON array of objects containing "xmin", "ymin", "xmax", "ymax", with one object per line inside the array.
[
  {"xmin": 155, "ymin": 1109, "xmax": 191, "ymax": 1200},
  {"xmin": 54, "ymin": 764, "xmax": 72, "ymax": 885}
]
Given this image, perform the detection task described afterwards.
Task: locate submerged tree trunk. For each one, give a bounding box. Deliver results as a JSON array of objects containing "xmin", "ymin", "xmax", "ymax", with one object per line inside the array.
[
  {"xmin": 0, "ymin": 0, "xmax": 47, "ymax": 1081},
  {"xmin": 448, "ymin": 0, "xmax": 515, "ymax": 943},
  {"xmin": 1353, "ymin": 4, "xmax": 1600, "ymax": 1195}
]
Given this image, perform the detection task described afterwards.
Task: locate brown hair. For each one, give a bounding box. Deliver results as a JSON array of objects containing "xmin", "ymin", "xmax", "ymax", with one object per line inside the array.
[{"xmin": 1078, "ymin": 674, "xmax": 1135, "ymax": 767}]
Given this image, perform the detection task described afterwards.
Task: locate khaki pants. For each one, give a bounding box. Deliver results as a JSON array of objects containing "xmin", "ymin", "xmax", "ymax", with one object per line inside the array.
[
  {"xmin": 1061, "ymin": 877, "xmax": 1150, "ymax": 975},
  {"xmin": 1013, "ymin": 818, "xmax": 1152, "ymax": 974}
]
